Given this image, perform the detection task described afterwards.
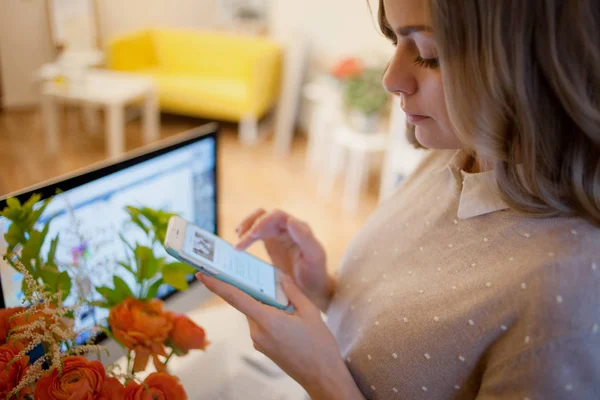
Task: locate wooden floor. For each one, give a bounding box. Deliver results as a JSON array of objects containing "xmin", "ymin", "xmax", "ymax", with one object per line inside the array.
[{"xmin": 0, "ymin": 107, "xmax": 381, "ymax": 274}]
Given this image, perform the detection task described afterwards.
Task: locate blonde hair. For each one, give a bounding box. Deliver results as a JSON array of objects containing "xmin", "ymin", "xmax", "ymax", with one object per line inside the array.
[{"xmin": 378, "ymin": 0, "xmax": 600, "ymax": 225}]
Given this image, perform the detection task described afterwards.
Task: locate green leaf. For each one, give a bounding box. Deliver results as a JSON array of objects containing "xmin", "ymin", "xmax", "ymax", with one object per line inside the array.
[
  {"xmin": 57, "ymin": 271, "xmax": 72, "ymax": 301},
  {"xmin": 21, "ymin": 230, "xmax": 45, "ymax": 269},
  {"xmin": 162, "ymin": 262, "xmax": 194, "ymax": 291},
  {"xmin": 113, "ymin": 276, "xmax": 134, "ymax": 298},
  {"xmin": 6, "ymin": 197, "xmax": 21, "ymax": 209},
  {"xmin": 117, "ymin": 261, "xmax": 136, "ymax": 277},
  {"xmin": 47, "ymin": 234, "xmax": 59, "ymax": 264},
  {"xmin": 126, "ymin": 206, "xmax": 150, "ymax": 235},
  {"xmin": 39, "ymin": 264, "xmax": 60, "ymax": 291},
  {"xmin": 135, "ymin": 245, "xmax": 158, "ymax": 282},
  {"xmin": 4, "ymin": 223, "xmax": 26, "ymax": 251},
  {"xmin": 96, "ymin": 286, "xmax": 126, "ymax": 307},
  {"xmin": 0, "ymin": 207, "xmax": 26, "ymax": 223},
  {"xmin": 145, "ymin": 278, "xmax": 164, "ymax": 299},
  {"xmin": 23, "ymin": 193, "xmax": 41, "ymax": 210},
  {"xmin": 25, "ymin": 198, "xmax": 54, "ymax": 234}
]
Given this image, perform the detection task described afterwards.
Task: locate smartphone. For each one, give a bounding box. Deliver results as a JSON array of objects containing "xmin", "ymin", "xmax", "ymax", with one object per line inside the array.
[{"xmin": 164, "ymin": 216, "xmax": 293, "ymax": 312}]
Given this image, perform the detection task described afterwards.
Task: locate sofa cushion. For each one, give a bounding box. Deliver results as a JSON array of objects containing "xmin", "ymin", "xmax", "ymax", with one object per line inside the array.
[
  {"xmin": 151, "ymin": 30, "xmax": 263, "ymax": 79},
  {"xmin": 144, "ymin": 70, "xmax": 251, "ymax": 121}
]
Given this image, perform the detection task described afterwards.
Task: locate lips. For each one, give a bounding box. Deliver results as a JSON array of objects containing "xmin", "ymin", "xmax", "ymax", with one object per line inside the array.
[{"xmin": 402, "ymin": 108, "xmax": 430, "ymax": 124}]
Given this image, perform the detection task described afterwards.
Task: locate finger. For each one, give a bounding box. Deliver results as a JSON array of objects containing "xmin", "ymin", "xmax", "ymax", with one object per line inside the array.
[
  {"xmin": 235, "ymin": 209, "xmax": 289, "ymax": 250},
  {"xmin": 281, "ymin": 275, "xmax": 318, "ymax": 317},
  {"xmin": 236, "ymin": 208, "xmax": 267, "ymax": 237},
  {"xmin": 286, "ymin": 217, "xmax": 324, "ymax": 264},
  {"xmin": 196, "ymin": 273, "xmax": 271, "ymax": 323}
]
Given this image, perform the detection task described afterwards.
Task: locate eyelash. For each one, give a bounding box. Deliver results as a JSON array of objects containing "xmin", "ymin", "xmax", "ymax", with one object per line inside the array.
[
  {"xmin": 413, "ymin": 56, "xmax": 439, "ymax": 69},
  {"xmin": 389, "ymin": 37, "xmax": 440, "ymax": 69}
]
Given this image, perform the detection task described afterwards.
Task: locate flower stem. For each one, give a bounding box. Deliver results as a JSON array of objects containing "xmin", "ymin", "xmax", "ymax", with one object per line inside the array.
[
  {"xmin": 164, "ymin": 349, "xmax": 176, "ymax": 366},
  {"xmin": 126, "ymin": 350, "xmax": 132, "ymax": 375}
]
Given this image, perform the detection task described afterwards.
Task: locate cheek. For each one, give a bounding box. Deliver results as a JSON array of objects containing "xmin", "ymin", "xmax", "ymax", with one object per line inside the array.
[{"xmin": 415, "ymin": 75, "xmax": 462, "ymax": 149}]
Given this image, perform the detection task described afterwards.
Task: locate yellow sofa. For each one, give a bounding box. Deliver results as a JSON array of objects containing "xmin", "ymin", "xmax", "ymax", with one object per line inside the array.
[{"xmin": 106, "ymin": 29, "xmax": 282, "ymax": 142}]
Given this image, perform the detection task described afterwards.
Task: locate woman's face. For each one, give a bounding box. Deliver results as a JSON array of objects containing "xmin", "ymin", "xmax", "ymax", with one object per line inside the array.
[{"xmin": 382, "ymin": 0, "xmax": 461, "ymax": 149}]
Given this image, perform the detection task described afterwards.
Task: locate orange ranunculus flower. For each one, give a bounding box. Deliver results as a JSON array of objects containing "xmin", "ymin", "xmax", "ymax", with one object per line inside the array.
[
  {"xmin": 167, "ymin": 313, "xmax": 209, "ymax": 355},
  {"xmin": 109, "ymin": 298, "xmax": 173, "ymax": 373},
  {"xmin": 35, "ymin": 356, "xmax": 124, "ymax": 400},
  {"xmin": 124, "ymin": 372, "xmax": 187, "ymax": 400},
  {"xmin": 0, "ymin": 343, "xmax": 30, "ymax": 399},
  {"xmin": 98, "ymin": 376, "xmax": 126, "ymax": 400},
  {"xmin": 331, "ymin": 58, "xmax": 364, "ymax": 79},
  {"xmin": 0, "ymin": 307, "xmax": 26, "ymax": 344}
]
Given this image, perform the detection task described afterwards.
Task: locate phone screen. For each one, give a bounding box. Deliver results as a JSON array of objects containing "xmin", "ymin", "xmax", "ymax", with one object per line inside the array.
[{"xmin": 181, "ymin": 224, "xmax": 277, "ymax": 299}]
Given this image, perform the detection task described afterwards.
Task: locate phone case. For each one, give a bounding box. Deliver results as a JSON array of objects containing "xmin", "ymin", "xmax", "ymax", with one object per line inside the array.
[{"xmin": 166, "ymin": 247, "xmax": 295, "ymax": 313}]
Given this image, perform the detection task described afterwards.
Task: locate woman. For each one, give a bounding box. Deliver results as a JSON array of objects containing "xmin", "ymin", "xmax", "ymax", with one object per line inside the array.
[{"xmin": 198, "ymin": 0, "xmax": 600, "ymax": 398}]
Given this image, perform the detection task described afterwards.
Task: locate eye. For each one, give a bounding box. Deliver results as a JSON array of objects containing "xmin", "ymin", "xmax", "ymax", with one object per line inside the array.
[{"xmin": 413, "ymin": 56, "xmax": 439, "ymax": 69}]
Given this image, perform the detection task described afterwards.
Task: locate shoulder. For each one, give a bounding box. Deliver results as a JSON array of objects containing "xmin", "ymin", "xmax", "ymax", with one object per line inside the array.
[
  {"xmin": 486, "ymin": 216, "xmax": 600, "ymax": 357},
  {"xmin": 480, "ymin": 219, "xmax": 600, "ymax": 397},
  {"xmin": 518, "ymin": 217, "xmax": 600, "ymax": 330}
]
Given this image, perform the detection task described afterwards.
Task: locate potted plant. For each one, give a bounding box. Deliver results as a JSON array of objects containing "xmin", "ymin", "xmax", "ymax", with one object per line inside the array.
[{"xmin": 331, "ymin": 57, "xmax": 390, "ymax": 133}]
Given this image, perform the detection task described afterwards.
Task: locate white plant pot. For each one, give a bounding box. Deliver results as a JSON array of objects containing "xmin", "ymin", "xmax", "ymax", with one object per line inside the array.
[{"xmin": 346, "ymin": 109, "xmax": 383, "ymax": 133}]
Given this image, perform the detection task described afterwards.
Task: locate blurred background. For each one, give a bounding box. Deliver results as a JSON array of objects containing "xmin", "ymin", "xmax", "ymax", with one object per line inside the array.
[{"xmin": 0, "ymin": 0, "xmax": 425, "ymax": 294}]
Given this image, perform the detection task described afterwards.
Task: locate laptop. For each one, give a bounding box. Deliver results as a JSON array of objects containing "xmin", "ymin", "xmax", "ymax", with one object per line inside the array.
[{"xmin": 0, "ymin": 123, "xmax": 218, "ymax": 347}]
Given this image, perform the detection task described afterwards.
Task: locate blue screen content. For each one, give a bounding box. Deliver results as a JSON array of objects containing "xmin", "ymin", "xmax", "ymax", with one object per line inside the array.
[{"xmin": 0, "ymin": 137, "xmax": 216, "ymax": 344}]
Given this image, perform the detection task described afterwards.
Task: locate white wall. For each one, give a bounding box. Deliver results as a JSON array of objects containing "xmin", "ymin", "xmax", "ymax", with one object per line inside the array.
[
  {"xmin": 98, "ymin": 0, "xmax": 221, "ymax": 43},
  {"xmin": 269, "ymin": 0, "xmax": 391, "ymax": 71},
  {"xmin": 97, "ymin": 0, "xmax": 391, "ymax": 70},
  {"xmin": 0, "ymin": 0, "xmax": 55, "ymax": 108}
]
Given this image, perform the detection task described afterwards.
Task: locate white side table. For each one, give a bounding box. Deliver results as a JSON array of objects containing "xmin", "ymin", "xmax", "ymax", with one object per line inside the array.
[
  {"xmin": 303, "ymin": 79, "xmax": 343, "ymax": 175},
  {"xmin": 319, "ymin": 125, "xmax": 389, "ymax": 212},
  {"xmin": 40, "ymin": 69, "xmax": 159, "ymax": 159}
]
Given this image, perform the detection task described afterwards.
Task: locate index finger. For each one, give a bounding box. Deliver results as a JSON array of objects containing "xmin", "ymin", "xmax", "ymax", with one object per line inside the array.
[
  {"xmin": 236, "ymin": 208, "xmax": 266, "ymax": 236},
  {"xmin": 234, "ymin": 209, "xmax": 289, "ymax": 250}
]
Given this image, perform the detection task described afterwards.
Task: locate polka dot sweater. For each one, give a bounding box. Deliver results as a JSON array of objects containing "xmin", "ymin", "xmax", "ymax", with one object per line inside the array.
[{"xmin": 326, "ymin": 150, "xmax": 600, "ymax": 399}]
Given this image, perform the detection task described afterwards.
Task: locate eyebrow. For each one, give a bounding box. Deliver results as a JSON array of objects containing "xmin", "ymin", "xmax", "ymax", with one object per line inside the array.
[{"xmin": 396, "ymin": 25, "xmax": 433, "ymax": 36}]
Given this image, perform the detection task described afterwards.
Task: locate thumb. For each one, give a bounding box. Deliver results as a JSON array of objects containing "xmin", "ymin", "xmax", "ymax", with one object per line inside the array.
[
  {"xmin": 287, "ymin": 218, "xmax": 323, "ymax": 262},
  {"xmin": 281, "ymin": 275, "xmax": 317, "ymax": 316}
]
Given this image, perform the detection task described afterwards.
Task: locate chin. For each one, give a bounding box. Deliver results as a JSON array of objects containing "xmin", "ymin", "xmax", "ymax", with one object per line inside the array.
[{"xmin": 414, "ymin": 126, "xmax": 461, "ymax": 150}]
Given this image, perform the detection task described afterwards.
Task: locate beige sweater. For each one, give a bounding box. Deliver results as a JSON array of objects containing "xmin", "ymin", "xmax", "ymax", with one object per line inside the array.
[{"xmin": 326, "ymin": 150, "xmax": 600, "ymax": 399}]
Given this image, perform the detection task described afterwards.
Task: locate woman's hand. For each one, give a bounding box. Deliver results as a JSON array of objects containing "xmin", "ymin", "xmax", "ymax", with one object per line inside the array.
[
  {"xmin": 235, "ymin": 209, "xmax": 335, "ymax": 312},
  {"xmin": 197, "ymin": 272, "xmax": 364, "ymax": 400}
]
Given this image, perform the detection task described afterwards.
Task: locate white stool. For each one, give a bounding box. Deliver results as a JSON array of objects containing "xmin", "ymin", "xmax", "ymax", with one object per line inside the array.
[
  {"xmin": 303, "ymin": 79, "xmax": 343, "ymax": 175},
  {"xmin": 319, "ymin": 125, "xmax": 389, "ymax": 212}
]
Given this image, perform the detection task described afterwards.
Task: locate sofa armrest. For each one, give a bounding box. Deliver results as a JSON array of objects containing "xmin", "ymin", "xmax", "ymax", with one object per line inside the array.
[
  {"xmin": 106, "ymin": 30, "xmax": 157, "ymax": 72},
  {"xmin": 245, "ymin": 43, "xmax": 283, "ymax": 116}
]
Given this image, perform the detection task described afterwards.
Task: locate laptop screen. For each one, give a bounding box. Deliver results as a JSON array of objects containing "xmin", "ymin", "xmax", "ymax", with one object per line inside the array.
[{"xmin": 0, "ymin": 126, "xmax": 218, "ymax": 344}]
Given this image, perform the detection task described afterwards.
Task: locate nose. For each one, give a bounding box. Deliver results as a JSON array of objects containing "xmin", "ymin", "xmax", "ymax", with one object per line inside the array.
[{"xmin": 382, "ymin": 46, "xmax": 418, "ymax": 97}]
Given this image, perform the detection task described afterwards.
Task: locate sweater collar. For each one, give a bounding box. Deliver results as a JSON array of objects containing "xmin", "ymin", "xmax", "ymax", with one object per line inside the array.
[{"xmin": 442, "ymin": 150, "xmax": 510, "ymax": 219}]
